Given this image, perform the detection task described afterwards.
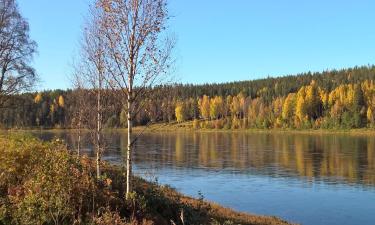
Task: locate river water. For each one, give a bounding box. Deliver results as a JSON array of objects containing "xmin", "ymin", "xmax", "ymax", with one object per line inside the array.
[{"xmin": 32, "ymin": 130, "xmax": 375, "ymax": 225}]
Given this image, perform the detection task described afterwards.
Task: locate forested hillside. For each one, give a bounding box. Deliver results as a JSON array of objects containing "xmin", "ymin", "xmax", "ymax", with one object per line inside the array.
[{"xmin": 1, "ymin": 65, "xmax": 375, "ymax": 129}]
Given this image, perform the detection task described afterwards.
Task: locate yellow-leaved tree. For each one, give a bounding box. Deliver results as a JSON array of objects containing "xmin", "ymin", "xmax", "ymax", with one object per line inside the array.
[
  {"xmin": 295, "ymin": 81, "xmax": 322, "ymax": 125},
  {"xmin": 175, "ymin": 102, "xmax": 187, "ymax": 123},
  {"xmin": 282, "ymin": 93, "xmax": 296, "ymax": 125},
  {"xmin": 367, "ymin": 107, "xmax": 374, "ymax": 126},
  {"xmin": 34, "ymin": 93, "xmax": 42, "ymax": 104},
  {"xmin": 296, "ymin": 86, "xmax": 308, "ymax": 122},
  {"xmin": 210, "ymin": 96, "xmax": 224, "ymax": 120},
  {"xmin": 58, "ymin": 95, "xmax": 65, "ymax": 108},
  {"xmin": 230, "ymin": 95, "xmax": 241, "ymax": 118},
  {"xmin": 305, "ymin": 80, "xmax": 322, "ymax": 119},
  {"xmin": 198, "ymin": 95, "xmax": 210, "ymax": 120}
]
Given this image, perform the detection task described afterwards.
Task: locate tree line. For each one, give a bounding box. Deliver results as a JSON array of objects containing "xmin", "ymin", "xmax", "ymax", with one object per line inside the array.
[{"xmin": 1, "ymin": 65, "xmax": 375, "ymax": 130}]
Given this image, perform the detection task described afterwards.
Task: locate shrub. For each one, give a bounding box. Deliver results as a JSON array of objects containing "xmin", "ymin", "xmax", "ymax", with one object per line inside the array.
[{"xmin": 0, "ymin": 135, "xmax": 121, "ymax": 224}]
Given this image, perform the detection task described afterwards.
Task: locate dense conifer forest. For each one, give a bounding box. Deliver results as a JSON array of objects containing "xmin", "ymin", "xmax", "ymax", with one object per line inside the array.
[{"xmin": 2, "ymin": 65, "xmax": 375, "ymax": 130}]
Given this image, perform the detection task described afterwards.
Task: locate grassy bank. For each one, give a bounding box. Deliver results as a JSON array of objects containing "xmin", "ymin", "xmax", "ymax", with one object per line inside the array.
[
  {"xmin": 3, "ymin": 122, "xmax": 375, "ymax": 138},
  {"xmin": 126, "ymin": 121, "xmax": 375, "ymax": 136},
  {"xmin": 0, "ymin": 135, "xmax": 292, "ymax": 225}
]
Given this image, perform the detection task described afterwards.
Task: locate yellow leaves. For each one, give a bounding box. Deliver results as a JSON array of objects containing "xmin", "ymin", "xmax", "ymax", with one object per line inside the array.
[
  {"xmin": 362, "ymin": 80, "xmax": 375, "ymax": 106},
  {"xmin": 272, "ymin": 97, "xmax": 284, "ymax": 113},
  {"xmin": 296, "ymin": 96, "xmax": 307, "ymax": 122},
  {"xmin": 34, "ymin": 93, "xmax": 42, "ymax": 104},
  {"xmin": 327, "ymin": 82, "xmax": 369, "ymax": 114},
  {"xmin": 49, "ymin": 96, "xmax": 65, "ymax": 114},
  {"xmin": 328, "ymin": 91, "xmax": 335, "ymax": 106},
  {"xmin": 58, "ymin": 95, "xmax": 65, "ymax": 108},
  {"xmin": 230, "ymin": 96, "xmax": 240, "ymax": 117},
  {"xmin": 295, "ymin": 81, "xmax": 322, "ymax": 122},
  {"xmin": 175, "ymin": 101, "xmax": 186, "ymax": 123},
  {"xmin": 296, "ymin": 86, "xmax": 307, "ymax": 121},
  {"xmin": 210, "ymin": 96, "xmax": 224, "ymax": 120},
  {"xmin": 320, "ymin": 90, "xmax": 329, "ymax": 108},
  {"xmin": 367, "ymin": 107, "xmax": 374, "ymax": 124},
  {"xmin": 282, "ymin": 93, "xmax": 296, "ymax": 120},
  {"xmin": 50, "ymin": 104, "xmax": 55, "ymax": 113},
  {"xmin": 198, "ymin": 95, "xmax": 210, "ymax": 120}
]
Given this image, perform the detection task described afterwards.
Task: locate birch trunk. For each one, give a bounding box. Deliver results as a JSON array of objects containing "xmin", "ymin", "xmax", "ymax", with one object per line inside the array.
[
  {"xmin": 77, "ymin": 121, "xmax": 81, "ymax": 157},
  {"xmin": 96, "ymin": 74, "xmax": 102, "ymax": 179},
  {"xmin": 126, "ymin": 94, "xmax": 132, "ymax": 199}
]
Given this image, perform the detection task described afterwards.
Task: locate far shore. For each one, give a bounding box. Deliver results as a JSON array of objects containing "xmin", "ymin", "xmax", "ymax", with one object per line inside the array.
[{"xmin": 3, "ymin": 122, "xmax": 375, "ymax": 136}]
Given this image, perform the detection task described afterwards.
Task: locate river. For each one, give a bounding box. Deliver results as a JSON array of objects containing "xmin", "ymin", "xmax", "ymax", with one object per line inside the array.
[{"xmin": 32, "ymin": 130, "xmax": 375, "ymax": 225}]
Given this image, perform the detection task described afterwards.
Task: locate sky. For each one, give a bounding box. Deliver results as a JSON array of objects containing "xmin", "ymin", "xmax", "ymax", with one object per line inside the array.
[{"xmin": 18, "ymin": 0, "xmax": 375, "ymax": 90}]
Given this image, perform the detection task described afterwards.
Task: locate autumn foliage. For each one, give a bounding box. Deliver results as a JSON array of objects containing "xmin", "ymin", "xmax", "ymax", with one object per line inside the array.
[
  {"xmin": 0, "ymin": 135, "xmax": 290, "ymax": 225},
  {"xmin": 180, "ymin": 79, "xmax": 375, "ymax": 129},
  {"xmin": 2, "ymin": 66, "xmax": 375, "ymax": 130}
]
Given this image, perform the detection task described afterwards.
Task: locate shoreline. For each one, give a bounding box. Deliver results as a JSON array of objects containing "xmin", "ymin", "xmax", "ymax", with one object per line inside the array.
[
  {"xmin": 4, "ymin": 124, "xmax": 375, "ymax": 136},
  {"xmin": 0, "ymin": 134, "xmax": 293, "ymax": 225}
]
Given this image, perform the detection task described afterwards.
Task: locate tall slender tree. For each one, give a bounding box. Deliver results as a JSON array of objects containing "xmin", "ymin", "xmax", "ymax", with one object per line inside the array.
[
  {"xmin": 70, "ymin": 62, "xmax": 88, "ymax": 157},
  {"xmin": 77, "ymin": 4, "xmax": 108, "ymax": 179},
  {"xmin": 97, "ymin": 0, "xmax": 175, "ymax": 198}
]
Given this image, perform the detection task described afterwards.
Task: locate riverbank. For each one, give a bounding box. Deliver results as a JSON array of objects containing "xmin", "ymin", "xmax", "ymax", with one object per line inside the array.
[
  {"xmin": 124, "ymin": 121, "xmax": 375, "ymax": 136},
  {"xmin": 3, "ymin": 121, "xmax": 375, "ymax": 136},
  {"xmin": 0, "ymin": 134, "xmax": 292, "ymax": 225}
]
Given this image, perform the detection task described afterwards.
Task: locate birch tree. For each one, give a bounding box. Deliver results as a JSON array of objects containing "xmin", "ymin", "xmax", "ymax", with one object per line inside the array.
[
  {"xmin": 77, "ymin": 4, "xmax": 108, "ymax": 179},
  {"xmin": 70, "ymin": 63, "xmax": 87, "ymax": 157},
  {"xmin": 97, "ymin": 0, "xmax": 175, "ymax": 198},
  {"xmin": 0, "ymin": 0, "xmax": 37, "ymax": 106}
]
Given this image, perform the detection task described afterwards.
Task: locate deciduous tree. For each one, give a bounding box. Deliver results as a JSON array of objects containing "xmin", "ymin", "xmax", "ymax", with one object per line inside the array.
[
  {"xmin": 175, "ymin": 101, "xmax": 187, "ymax": 123},
  {"xmin": 210, "ymin": 96, "xmax": 223, "ymax": 120},
  {"xmin": 0, "ymin": 0, "xmax": 37, "ymax": 106},
  {"xmin": 198, "ymin": 95, "xmax": 210, "ymax": 119},
  {"xmin": 97, "ymin": 0, "xmax": 174, "ymax": 198}
]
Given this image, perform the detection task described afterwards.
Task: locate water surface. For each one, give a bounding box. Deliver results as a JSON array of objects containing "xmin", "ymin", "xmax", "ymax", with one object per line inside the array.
[{"xmin": 32, "ymin": 131, "xmax": 375, "ymax": 225}]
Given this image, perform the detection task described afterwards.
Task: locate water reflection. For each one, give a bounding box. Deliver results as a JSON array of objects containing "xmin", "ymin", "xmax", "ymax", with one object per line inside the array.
[
  {"xmin": 29, "ymin": 131, "xmax": 375, "ymax": 225},
  {"xmin": 132, "ymin": 132, "xmax": 375, "ymax": 188},
  {"xmin": 34, "ymin": 131, "xmax": 375, "ymax": 189}
]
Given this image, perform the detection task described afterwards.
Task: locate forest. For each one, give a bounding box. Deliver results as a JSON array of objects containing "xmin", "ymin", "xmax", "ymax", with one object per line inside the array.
[{"xmin": 1, "ymin": 65, "xmax": 375, "ymax": 130}]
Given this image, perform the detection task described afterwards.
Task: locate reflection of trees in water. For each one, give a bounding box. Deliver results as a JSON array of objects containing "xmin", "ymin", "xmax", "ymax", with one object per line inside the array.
[
  {"xmin": 37, "ymin": 131, "xmax": 375, "ymax": 187},
  {"xmin": 365, "ymin": 138, "xmax": 375, "ymax": 185},
  {"xmin": 273, "ymin": 134, "xmax": 375, "ymax": 186},
  {"xmin": 134, "ymin": 132, "xmax": 375, "ymax": 187}
]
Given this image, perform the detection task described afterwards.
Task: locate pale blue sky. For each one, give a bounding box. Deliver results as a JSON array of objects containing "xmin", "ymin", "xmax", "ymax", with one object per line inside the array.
[{"xmin": 19, "ymin": 0, "xmax": 375, "ymax": 90}]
